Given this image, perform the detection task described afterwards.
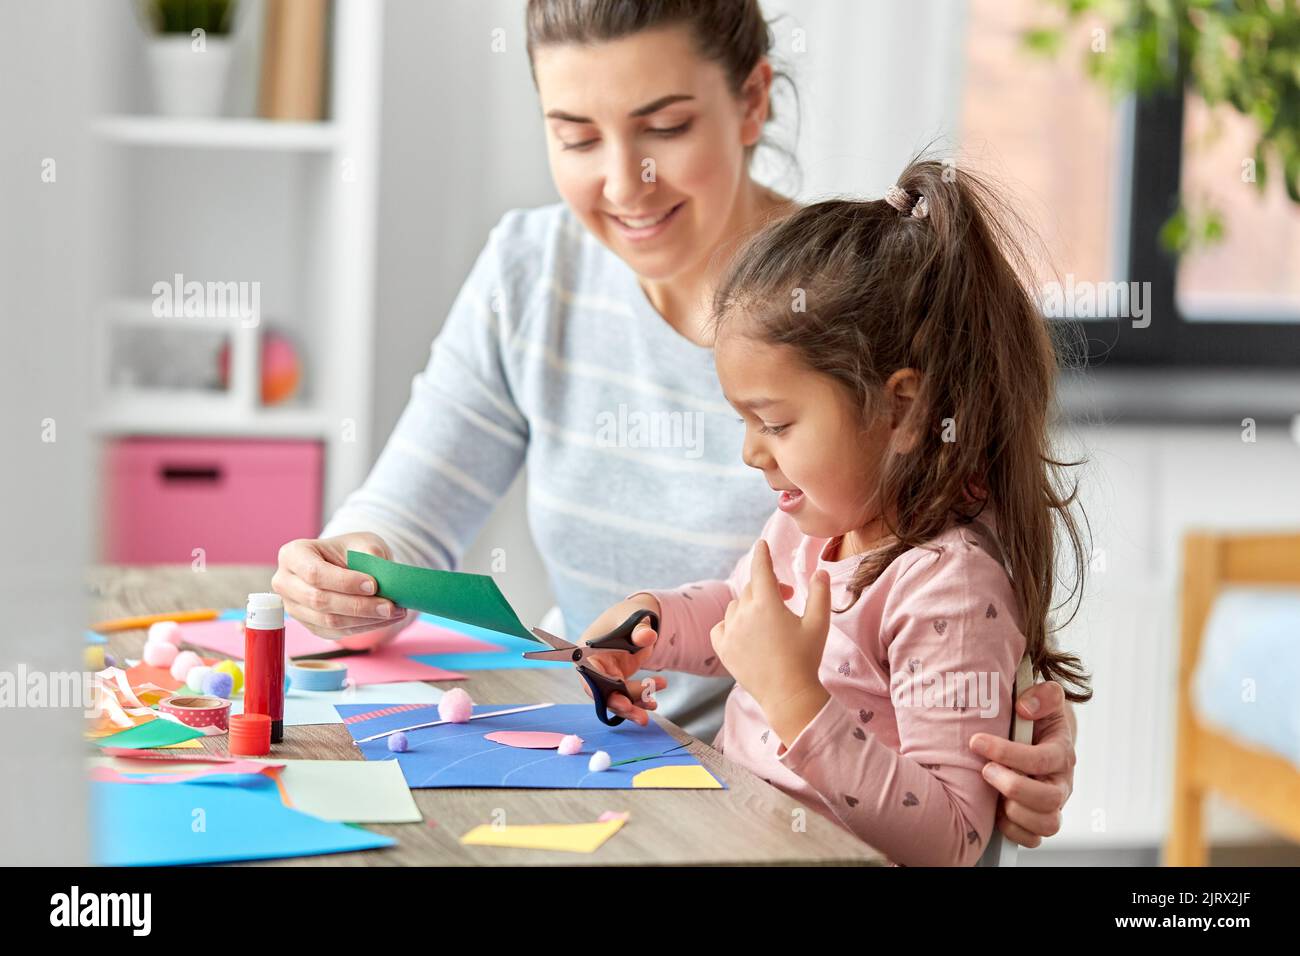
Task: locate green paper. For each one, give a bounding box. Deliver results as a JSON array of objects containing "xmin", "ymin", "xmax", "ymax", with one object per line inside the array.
[
  {"xmin": 277, "ymin": 760, "xmax": 422, "ymax": 824},
  {"xmin": 347, "ymin": 551, "xmax": 537, "ymax": 643},
  {"xmin": 93, "ymin": 717, "xmax": 205, "ymax": 749}
]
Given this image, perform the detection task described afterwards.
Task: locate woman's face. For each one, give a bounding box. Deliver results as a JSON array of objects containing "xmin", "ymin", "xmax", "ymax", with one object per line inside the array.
[{"xmin": 532, "ymin": 25, "xmax": 768, "ymax": 283}]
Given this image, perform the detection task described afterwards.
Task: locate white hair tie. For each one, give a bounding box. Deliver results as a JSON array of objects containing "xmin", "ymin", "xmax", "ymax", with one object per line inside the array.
[{"xmin": 884, "ymin": 184, "xmax": 928, "ymax": 220}]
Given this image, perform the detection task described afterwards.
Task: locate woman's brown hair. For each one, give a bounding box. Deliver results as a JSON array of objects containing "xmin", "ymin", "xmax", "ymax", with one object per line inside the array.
[{"xmin": 713, "ymin": 158, "xmax": 1092, "ymax": 703}]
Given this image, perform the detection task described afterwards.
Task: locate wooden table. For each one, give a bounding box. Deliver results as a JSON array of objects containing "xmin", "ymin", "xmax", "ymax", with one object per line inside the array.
[{"xmin": 91, "ymin": 565, "xmax": 882, "ymax": 866}]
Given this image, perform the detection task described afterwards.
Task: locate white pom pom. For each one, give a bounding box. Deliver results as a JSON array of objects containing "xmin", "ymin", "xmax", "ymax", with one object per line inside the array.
[
  {"xmin": 147, "ymin": 620, "xmax": 183, "ymax": 646},
  {"xmin": 588, "ymin": 750, "xmax": 611, "ymax": 773}
]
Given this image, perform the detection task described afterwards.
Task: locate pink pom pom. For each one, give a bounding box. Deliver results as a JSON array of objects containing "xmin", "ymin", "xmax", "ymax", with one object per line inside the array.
[
  {"xmin": 143, "ymin": 641, "xmax": 178, "ymax": 667},
  {"xmin": 557, "ymin": 734, "xmax": 584, "ymax": 756},
  {"xmin": 169, "ymin": 650, "xmax": 202, "ymax": 682},
  {"xmin": 147, "ymin": 621, "xmax": 183, "ymax": 646},
  {"xmin": 438, "ymin": 688, "xmax": 473, "ymax": 724},
  {"xmin": 588, "ymin": 750, "xmax": 611, "ymax": 773},
  {"xmin": 598, "ymin": 811, "xmax": 630, "ymax": 823}
]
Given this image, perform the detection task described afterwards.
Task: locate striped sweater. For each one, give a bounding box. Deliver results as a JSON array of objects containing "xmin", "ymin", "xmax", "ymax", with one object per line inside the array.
[{"xmin": 323, "ymin": 203, "xmax": 775, "ymax": 739}]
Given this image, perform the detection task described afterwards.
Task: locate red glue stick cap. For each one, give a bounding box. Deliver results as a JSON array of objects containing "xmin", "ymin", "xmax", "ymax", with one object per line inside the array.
[{"xmin": 229, "ymin": 713, "xmax": 272, "ymax": 756}]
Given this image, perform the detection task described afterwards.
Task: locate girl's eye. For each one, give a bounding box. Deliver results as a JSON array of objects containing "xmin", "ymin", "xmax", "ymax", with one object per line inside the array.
[
  {"xmin": 647, "ymin": 121, "xmax": 691, "ymax": 137},
  {"xmin": 758, "ymin": 423, "xmax": 789, "ymax": 436},
  {"xmin": 560, "ymin": 137, "xmax": 599, "ymax": 151}
]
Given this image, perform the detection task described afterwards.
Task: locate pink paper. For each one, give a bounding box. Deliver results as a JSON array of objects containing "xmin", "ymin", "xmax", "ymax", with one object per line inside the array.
[
  {"xmin": 101, "ymin": 747, "xmax": 243, "ymax": 763},
  {"xmin": 182, "ymin": 616, "xmax": 501, "ymax": 671},
  {"xmin": 90, "ymin": 760, "xmax": 284, "ymax": 784},
  {"xmin": 484, "ymin": 730, "xmax": 571, "ymax": 750}
]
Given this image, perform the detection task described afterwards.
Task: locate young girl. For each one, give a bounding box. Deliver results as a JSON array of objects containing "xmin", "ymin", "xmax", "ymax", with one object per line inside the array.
[{"xmin": 581, "ymin": 158, "xmax": 1093, "ymax": 867}]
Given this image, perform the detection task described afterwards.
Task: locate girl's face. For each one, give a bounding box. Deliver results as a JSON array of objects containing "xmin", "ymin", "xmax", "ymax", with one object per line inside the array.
[
  {"xmin": 532, "ymin": 26, "xmax": 768, "ymax": 283},
  {"xmin": 714, "ymin": 331, "xmax": 901, "ymax": 546}
]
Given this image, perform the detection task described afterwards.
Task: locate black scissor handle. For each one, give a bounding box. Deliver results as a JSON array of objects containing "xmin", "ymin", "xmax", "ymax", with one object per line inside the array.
[
  {"xmin": 579, "ymin": 666, "xmax": 630, "ymax": 727},
  {"xmin": 586, "ymin": 609, "xmax": 659, "ymax": 655},
  {"xmin": 580, "ymin": 610, "xmax": 660, "ymax": 726}
]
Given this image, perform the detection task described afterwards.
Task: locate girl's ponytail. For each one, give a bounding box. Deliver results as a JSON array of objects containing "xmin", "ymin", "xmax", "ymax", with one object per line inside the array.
[{"xmin": 713, "ymin": 157, "xmax": 1092, "ymax": 703}]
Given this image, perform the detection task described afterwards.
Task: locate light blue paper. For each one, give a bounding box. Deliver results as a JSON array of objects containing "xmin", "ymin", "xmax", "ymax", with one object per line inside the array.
[
  {"xmin": 92, "ymin": 776, "xmax": 395, "ymax": 865},
  {"xmin": 229, "ymin": 680, "xmax": 443, "ymax": 726},
  {"xmin": 413, "ymin": 613, "xmax": 569, "ymax": 670}
]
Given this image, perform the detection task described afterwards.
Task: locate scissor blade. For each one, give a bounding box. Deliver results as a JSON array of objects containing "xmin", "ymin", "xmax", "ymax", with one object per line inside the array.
[
  {"xmin": 521, "ymin": 626, "xmax": 580, "ymax": 661},
  {"xmin": 529, "ymin": 627, "xmax": 572, "ymax": 650}
]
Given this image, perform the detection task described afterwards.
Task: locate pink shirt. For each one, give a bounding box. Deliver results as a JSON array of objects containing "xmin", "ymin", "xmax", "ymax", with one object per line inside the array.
[{"xmin": 641, "ymin": 509, "xmax": 1026, "ymax": 866}]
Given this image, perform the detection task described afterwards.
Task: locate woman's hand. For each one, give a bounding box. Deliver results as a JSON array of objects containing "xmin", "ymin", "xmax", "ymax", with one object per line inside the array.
[
  {"xmin": 969, "ymin": 681, "xmax": 1078, "ymax": 847},
  {"xmin": 271, "ymin": 532, "xmax": 414, "ymax": 647},
  {"xmin": 709, "ymin": 540, "xmax": 830, "ymax": 744},
  {"xmin": 575, "ymin": 594, "xmax": 667, "ymax": 726}
]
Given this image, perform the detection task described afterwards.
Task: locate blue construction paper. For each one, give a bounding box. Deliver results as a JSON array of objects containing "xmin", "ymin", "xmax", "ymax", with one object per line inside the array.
[
  {"xmin": 336, "ymin": 703, "xmax": 725, "ymax": 790},
  {"xmin": 85, "ymin": 629, "xmax": 107, "ymax": 645},
  {"xmin": 413, "ymin": 613, "xmax": 570, "ymax": 670},
  {"xmin": 92, "ymin": 775, "xmax": 395, "ymax": 866},
  {"xmin": 218, "ymin": 608, "xmax": 244, "ymax": 621}
]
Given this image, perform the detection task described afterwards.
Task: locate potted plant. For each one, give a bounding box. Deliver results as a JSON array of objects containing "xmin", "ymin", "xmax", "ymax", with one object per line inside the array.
[
  {"xmin": 140, "ymin": 0, "xmax": 238, "ymax": 117},
  {"xmin": 1025, "ymin": 0, "xmax": 1300, "ymax": 253}
]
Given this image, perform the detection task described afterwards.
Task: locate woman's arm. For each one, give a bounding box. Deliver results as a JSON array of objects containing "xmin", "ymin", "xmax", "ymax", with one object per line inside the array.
[
  {"xmin": 321, "ymin": 221, "xmax": 529, "ymax": 568},
  {"xmin": 275, "ymin": 218, "xmax": 529, "ymax": 640}
]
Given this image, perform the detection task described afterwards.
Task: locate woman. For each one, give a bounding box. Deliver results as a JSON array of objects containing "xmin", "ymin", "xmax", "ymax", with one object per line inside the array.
[{"xmin": 273, "ymin": 0, "xmax": 1076, "ymax": 849}]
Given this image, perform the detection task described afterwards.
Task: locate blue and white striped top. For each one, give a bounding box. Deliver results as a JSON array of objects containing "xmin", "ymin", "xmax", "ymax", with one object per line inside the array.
[{"xmin": 324, "ymin": 203, "xmax": 775, "ymax": 738}]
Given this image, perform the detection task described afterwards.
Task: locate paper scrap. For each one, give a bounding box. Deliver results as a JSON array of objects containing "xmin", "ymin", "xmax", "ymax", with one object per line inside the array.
[
  {"xmin": 230, "ymin": 680, "xmax": 443, "ymax": 726},
  {"xmin": 92, "ymin": 776, "xmax": 395, "ymax": 865},
  {"xmin": 92, "ymin": 717, "xmax": 205, "ymax": 750},
  {"xmin": 274, "ymin": 759, "xmax": 423, "ymax": 823},
  {"xmin": 483, "ymin": 730, "xmax": 571, "ymax": 749},
  {"xmin": 631, "ymin": 764, "xmax": 722, "ymax": 789},
  {"xmin": 460, "ymin": 817, "xmax": 625, "ymax": 853},
  {"xmin": 347, "ymin": 551, "xmax": 537, "ymax": 642}
]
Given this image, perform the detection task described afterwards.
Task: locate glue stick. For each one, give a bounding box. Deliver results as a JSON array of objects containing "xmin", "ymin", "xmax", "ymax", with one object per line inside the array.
[{"xmin": 244, "ymin": 592, "xmax": 286, "ymax": 744}]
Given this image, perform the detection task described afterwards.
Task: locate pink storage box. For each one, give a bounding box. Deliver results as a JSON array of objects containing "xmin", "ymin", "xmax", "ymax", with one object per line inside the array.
[{"xmin": 104, "ymin": 438, "xmax": 323, "ymax": 564}]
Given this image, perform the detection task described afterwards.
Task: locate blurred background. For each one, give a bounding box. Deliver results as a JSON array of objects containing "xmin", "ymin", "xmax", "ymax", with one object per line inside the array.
[{"xmin": 2, "ymin": 0, "xmax": 1298, "ymax": 865}]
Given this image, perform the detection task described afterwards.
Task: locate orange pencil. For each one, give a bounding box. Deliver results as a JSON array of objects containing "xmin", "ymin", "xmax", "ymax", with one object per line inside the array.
[{"xmin": 89, "ymin": 608, "xmax": 221, "ymax": 633}]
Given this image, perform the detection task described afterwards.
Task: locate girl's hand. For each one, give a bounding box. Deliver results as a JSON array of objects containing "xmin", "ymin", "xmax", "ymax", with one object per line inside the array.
[
  {"xmin": 710, "ymin": 540, "xmax": 832, "ymax": 738},
  {"xmin": 574, "ymin": 595, "xmax": 667, "ymax": 727},
  {"xmin": 272, "ymin": 532, "xmax": 415, "ymax": 646}
]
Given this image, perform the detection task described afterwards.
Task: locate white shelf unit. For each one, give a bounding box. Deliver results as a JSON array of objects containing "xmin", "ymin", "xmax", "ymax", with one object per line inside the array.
[{"xmin": 88, "ymin": 0, "xmax": 382, "ymax": 521}]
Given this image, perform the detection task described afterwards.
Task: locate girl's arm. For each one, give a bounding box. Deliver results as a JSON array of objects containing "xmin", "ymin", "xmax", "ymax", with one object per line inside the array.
[
  {"xmin": 776, "ymin": 539, "xmax": 1026, "ymax": 866},
  {"xmin": 633, "ymin": 579, "xmax": 737, "ymax": 678}
]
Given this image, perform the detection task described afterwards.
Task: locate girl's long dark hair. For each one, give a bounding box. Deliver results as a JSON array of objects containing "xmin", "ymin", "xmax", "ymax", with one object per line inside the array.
[{"xmin": 714, "ymin": 158, "xmax": 1092, "ymax": 702}]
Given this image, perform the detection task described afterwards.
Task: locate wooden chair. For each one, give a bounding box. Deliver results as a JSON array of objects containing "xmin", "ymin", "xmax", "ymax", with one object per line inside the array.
[
  {"xmin": 977, "ymin": 654, "xmax": 1036, "ymax": 867},
  {"xmin": 1165, "ymin": 531, "xmax": 1300, "ymax": 866}
]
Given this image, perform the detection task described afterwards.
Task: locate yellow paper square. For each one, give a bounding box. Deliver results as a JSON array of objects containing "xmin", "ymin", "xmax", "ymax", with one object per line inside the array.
[{"xmin": 460, "ymin": 818, "xmax": 625, "ymax": 853}]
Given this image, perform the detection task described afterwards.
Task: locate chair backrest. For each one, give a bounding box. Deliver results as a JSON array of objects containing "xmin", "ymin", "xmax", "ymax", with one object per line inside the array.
[{"xmin": 976, "ymin": 653, "xmax": 1036, "ymax": 867}]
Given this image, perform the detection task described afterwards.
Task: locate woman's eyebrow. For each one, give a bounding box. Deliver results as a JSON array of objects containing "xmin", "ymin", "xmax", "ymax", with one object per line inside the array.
[{"xmin": 545, "ymin": 93, "xmax": 695, "ymax": 124}]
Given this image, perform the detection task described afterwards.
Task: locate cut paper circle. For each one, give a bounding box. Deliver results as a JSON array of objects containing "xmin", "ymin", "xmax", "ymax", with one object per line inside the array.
[
  {"xmin": 484, "ymin": 730, "xmax": 571, "ymax": 750},
  {"xmin": 631, "ymin": 764, "xmax": 722, "ymax": 789}
]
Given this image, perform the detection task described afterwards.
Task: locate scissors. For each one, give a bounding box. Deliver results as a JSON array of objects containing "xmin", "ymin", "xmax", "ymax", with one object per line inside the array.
[{"xmin": 522, "ymin": 609, "xmax": 659, "ymax": 726}]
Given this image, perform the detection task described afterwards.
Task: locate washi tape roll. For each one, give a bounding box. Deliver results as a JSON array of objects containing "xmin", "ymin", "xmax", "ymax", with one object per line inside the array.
[
  {"xmin": 158, "ymin": 694, "xmax": 231, "ymax": 735},
  {"xmin": 287, "ymin": 659, "xmax": 348, "ymax": 692}
]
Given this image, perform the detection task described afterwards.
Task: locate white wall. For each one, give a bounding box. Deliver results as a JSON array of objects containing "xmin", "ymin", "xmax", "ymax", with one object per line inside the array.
[{"xmin": 0, "ymin": 0, "xmax": 96, "ymax": 864}]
